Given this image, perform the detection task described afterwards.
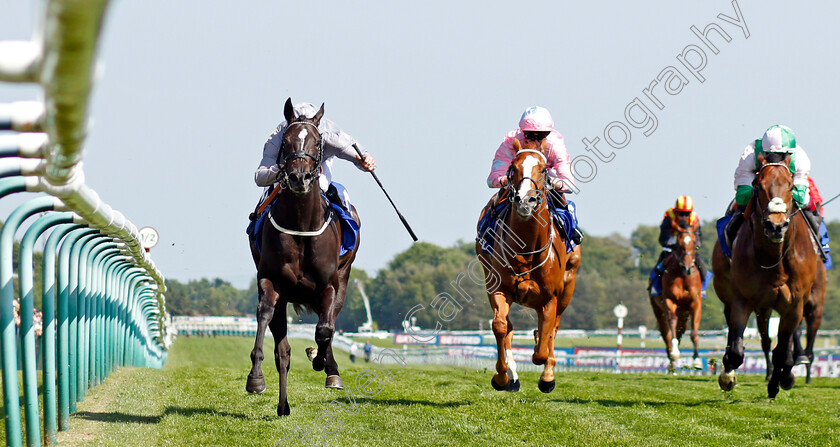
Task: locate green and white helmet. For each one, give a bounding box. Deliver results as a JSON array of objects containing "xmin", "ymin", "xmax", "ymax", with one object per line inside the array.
[{"xmin": 759, "ymin": 124, "xmax": 796, "ymax": 153}]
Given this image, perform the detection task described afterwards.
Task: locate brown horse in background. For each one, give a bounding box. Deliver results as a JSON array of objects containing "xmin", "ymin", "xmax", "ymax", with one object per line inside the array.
[
  {"xmin": 712, "ymin": 152, "xmax": 818, "ymax": 398},
  {"xmin": 246, "ymin": 98, "xmax": 360, "ymax": 415},
  {"xmin": 476, "ymin": 138, "xmax": 581, "ymax": 393},
  {"xmin": 650, "ymin": 223, "xmax": 704, "ymax": 373}
]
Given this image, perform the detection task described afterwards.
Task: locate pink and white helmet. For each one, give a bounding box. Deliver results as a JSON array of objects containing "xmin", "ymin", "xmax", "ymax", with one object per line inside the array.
[{"xmin": 518, "ymin": 106, "xmax": 554, "ymax": 132}]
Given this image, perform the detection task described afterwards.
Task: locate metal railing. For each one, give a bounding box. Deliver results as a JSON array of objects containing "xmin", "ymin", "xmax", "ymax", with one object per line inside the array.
[{"xmin": 0, "ymin": 1, "xmax": 169, "ymax": 446}]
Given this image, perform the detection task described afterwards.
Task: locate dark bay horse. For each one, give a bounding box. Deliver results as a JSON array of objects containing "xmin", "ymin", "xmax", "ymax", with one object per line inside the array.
[
  {"xmin": 650, "ymin": 222, "xmax": 704, "ymax": 373},
  {"xmin": 246, "ymin": 98, "xmax": 360, "ymax": 416},
  {"xmin": 712, "ymin": 152, "xmax": 819, "ymax": 398},
  {"xmin": 476, "ymin": 138, "xmax": 581, "ymax": 393}
]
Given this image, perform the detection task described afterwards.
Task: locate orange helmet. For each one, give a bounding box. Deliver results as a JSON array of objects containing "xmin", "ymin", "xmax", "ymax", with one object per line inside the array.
[{"xmin": 674, "ymin": 195, "xmax": 694, "ymax": 212}]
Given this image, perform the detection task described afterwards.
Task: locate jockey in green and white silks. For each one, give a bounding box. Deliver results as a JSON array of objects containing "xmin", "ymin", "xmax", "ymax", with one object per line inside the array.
[
  {"xmin": 722, "ymin": 125, "xmax": 814, "ymax": 256},
  {"xmin": 733, "ymin": 124, "xmax": 811, "ymax": 209}
]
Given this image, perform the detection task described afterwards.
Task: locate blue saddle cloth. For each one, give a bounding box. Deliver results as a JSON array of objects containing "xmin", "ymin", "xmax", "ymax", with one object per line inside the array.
[
  {"xmin": 477, "ymin": 199, "xmax": 578, "ymax": 255},
  {"xmin": 247, "ymin": 187, "xmax": 359, "ymax": 257}
]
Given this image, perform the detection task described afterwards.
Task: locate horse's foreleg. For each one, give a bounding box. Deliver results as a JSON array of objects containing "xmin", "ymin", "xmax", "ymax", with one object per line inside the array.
[
  {"xmin": 489, "ymin": 292, "xmax": 511, "ymax": 391},
  {"xmin": 535, "ymin": 299, "xmax": 558, "ymax": 393},
  {"xmin": 269, "ymin": 306, "xmax": 291, "ymax": 416},
  {"xmin": 690, "ymin": 299, "xmax": 702, "ymax": 370},
  {"xmin": 664, "ymin": 300, "xmax": 680, "ymax": 364},
  {"xmin": 769, "ymin": 306, "xmax": 803, "ymax": 398},
  {"xmin": 719, "ymin": 298, "xmax": 752, "ymax": 391},
  {"xmin": 503, "ymin": 317, "xmax": 520, "ymax": 392},
  {"xmin": 247, "ymin": 278, "xmax": 279, "ymax": 394},
  {"xmin": 756, "ymin": 308, "xmax": 773, "ymax": 382},
  {"xmin": 313, "ymin": 285, "xmax": 338, "ymax": 376}
]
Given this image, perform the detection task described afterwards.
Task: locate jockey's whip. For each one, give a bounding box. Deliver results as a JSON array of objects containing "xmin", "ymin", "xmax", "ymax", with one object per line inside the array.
[
  {"xmin": 352, "ymin": 143, "xmax": 418, "ymax": 242},
  {"xmin": 818, "ymin": 191, "xmax": 840, "ymax": 211}
]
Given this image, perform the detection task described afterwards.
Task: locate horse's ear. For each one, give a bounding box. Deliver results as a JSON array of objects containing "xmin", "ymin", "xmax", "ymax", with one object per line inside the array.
[
  {"xmin": 540, "ymin": 138, "xmax": 547, "ymax": 153},
  {"xmin": 284, "ymin": 98, "xmax": 296, "ymax": 123},
  {"xmin": 312, "ymin": 103, "xmax": 325, "ymax": 126},
  {"xmin": 783, "ymin": 152, "xmax": 792, "ymax": 167},
  {"xmin": 513, "ymin": 138, "xmax": 522, "ymax": 150},
  {"xmin": 756, "ymin": 152, "xmax": 766, "ymax": 166}
]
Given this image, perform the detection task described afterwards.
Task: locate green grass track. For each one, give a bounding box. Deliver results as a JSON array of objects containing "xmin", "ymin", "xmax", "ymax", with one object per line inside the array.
[{"xmin": 47, "ymin": 336, "xmax": 840, "ymax": 446}]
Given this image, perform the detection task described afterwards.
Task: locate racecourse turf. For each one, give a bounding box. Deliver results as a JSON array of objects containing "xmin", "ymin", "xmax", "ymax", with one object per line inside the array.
[{"xmin": 43, "ymin": 336, "xmax": 840, "ymax": 446}]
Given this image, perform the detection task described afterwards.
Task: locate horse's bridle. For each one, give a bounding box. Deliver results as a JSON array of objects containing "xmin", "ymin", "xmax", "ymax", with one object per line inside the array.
[
  {"xmin": 506, "ymin": 150, "xmax": 548, "ymax": 210},
  {"xmin": 501, "ymin": 150, "xmax": 555, "ymax": 277},
  {"xmin": 753, "ymin": 162, "xmax": 795, "ymax": 228},
  {"xmin": 670, "ymin": 228, "xmax": 697, "ymax": 275},
  {"xmin": 277, "ymin": 120, "xmax": 324, "ymax": 187},
  {"xmin": 751, "ymin": 161, "xmax": 801, "ymax": 269}
]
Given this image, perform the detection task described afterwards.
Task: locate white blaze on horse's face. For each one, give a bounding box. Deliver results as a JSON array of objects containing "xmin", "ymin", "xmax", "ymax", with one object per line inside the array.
[
  {"xmin": 683, "ymin": 235, "xmax": 692, "ymax": 245},
  {"xmin": 514, "ymin": 154, "xmax": 542, "ymax": 218},
  {"xmin": 297, "ymin": 128, "xmax": 308, "ymax": 153}
]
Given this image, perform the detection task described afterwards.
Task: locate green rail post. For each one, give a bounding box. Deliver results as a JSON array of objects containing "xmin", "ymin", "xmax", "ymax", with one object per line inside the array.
[
  {"xmin": 46, "ymin": 223, "xmax": 84, "ymax": 433},
  {"xmin": 3, "ymin": 196, "xmax": 57, "ymax": 447},
  {"xmin": 0, "ymin": 177, "xmax": 30, "ymax": 447},
  {"xmin": 70, "ymin": 233, "xmax": 105, "ymax": 404},
  {"xmin": 21, "ymin": 212, "xmax": 75, "ymax": 445},
  {"xmin": 89, "ymin": 246, "xmax": 118, "ymax": 386},
  {"xmin": 59, "ymin": 228, "xmax": 97, "ymax": 413}
]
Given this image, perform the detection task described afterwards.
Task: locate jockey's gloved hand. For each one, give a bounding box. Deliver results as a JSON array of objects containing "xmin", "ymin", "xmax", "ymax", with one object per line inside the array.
[{"xmin": 548, "ymin": 176, "xmax": 568, "ymax": 192}]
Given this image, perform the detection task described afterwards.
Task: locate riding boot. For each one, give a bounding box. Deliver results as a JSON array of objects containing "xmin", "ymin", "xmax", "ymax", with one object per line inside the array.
[
  {"xmin": 647, "ymin": 249, "xmax": 671, "ymax": 295},
  {"xmin": 803, "ymin": 209, "xmax": 823, "ymax": 239},
  {"xmin": 325, "ymin": 184, "xmax": 348, "ymax": 211},
  {"xmin": 724, "ymin": 207, "xmax": 744, "ymax": 249}
]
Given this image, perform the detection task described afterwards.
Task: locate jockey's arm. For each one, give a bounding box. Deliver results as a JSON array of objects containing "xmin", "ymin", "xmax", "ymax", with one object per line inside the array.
[
  {"xmin": 658, "ymin": 216, "xmax": 673, "ymax": 247},
  {"xmin": 791, "ymin": 146, "xmax": 811, "ymax": 209},
  {"xmin": 324, "ymin": 126, "xmax": 375, "ymax": 172},
  {"xmin": 255, "ymin": 134, "xmax": 283, "ymax": 187}
]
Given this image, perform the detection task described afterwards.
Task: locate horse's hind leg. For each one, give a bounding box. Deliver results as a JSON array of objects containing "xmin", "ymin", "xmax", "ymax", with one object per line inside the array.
[
  {"xmin": 269, "ymin": 306, "xmax": 291, "ymax": 416},
  {"xmin": 719, "ymin": 298, "xmax": 752, "ymax": 391},
  {"xmin": 489, "ymin": 292, "xmax": 511, "ymax": 391},
  {"xmin": 756, "ymin": 308, "xmax": 773, "ymax": 382},
  {"xmin": 247, "ymin": 278, "xmax": 279, "ymax": 394},
  {"xmin": 804, "ymin": 301, "xmax": 823, "ymax": 384}
]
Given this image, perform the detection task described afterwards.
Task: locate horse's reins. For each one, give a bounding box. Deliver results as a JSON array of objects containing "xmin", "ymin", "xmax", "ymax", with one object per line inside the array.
[{"xmin": 268, "ymin": 119, "xmax": 335, "ymax": 237}]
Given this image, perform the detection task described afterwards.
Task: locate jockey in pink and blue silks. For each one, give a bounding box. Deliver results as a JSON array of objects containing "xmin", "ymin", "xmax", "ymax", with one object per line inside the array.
[{"xmin": 482, "ymin": 106, "xmax": 582, "ymax": 246}]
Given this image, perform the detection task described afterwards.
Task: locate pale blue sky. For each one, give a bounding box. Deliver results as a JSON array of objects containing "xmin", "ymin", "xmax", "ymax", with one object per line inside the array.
[{"xmin": 1, "ymin": 1, "xmax": 839, "ymax": 288}]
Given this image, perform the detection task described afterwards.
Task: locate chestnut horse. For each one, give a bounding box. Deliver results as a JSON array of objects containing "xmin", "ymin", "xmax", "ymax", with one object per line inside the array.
[
  {"xmin": 712, "ymin": 152, "xmax": 818, "ymax": 398},
  {"xmin": 649, "ymin": 223, "xmax": 704, "ymax": 373},
  {"xmin": 476, "ymin": 138, "xmax": 581, "ymax": 393},
  {"xmin": 246, "ymin": 98, "xmax": 360, "ymax": 415}
]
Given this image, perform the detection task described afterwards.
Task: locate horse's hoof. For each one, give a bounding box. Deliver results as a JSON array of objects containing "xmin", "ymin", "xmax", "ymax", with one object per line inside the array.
[
  {"xmin": 780, "ymin": 372, "xmax": 795, "ymax": 390},
  {"xmin": 718, "ymin": 370, "xmax": 736, "ymax": 391},
  {"xmin": 277, "ymin": 401, "xmax": 291, "ymax": 417},
  {"xmin": 491, "ymin": 374, "xmax": 507, "ymax": 391},
  {"xmin": 538, "ymin": 379, "xmax": 556, "ymax": 394},
  {"xmin": 305, "ymin": 347, "xmax": 318, "ymax": 362},
  {"xmin": 768, "ymin": 381, "xmax": 780, "ymax": 399},
  {"xmin": 246, "ymin": 374, "xmax": 266, "ymax": 394},
  {"xmin": 692, "ymin": 358, "xmax": 703, "ymax": 370},
  {"xmin": 795, "ymin": 355, "xmax": 810, "ymax": 366},
  {"xmin": 326, "ymin": 375, "xmax": 344, "ymax": 389},
  {"xmin": 506, "ymin": 379, "xmax": 520, "ymax": 393}
]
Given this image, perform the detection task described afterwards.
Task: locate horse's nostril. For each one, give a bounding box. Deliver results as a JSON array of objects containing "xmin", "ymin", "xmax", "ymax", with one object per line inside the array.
[{"xmin": 303, "ymin": 173, "xmax": 312, "ymax": 181}]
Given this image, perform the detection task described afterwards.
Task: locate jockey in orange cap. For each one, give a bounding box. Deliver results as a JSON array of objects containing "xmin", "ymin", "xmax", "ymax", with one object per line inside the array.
[{"xmin": 649, "ymin": 196, "xmax": 711, "ymax": 297}]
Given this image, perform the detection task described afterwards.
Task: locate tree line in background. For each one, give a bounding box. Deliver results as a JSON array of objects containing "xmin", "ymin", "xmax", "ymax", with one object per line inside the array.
[{"xmin": 164, "ymin": 220, "xmax": 840, "ymax": 333}]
